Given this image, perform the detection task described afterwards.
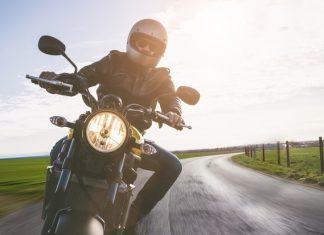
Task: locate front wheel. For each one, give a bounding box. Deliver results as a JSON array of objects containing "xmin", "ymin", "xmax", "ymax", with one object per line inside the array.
[{"xmin": 48, "ymin": 209, "xmax": 105, "ymax": 235}]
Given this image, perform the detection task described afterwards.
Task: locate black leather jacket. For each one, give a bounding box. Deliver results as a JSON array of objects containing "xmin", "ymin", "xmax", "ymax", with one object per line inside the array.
[{"xmin": 78, "ymin": 50, "xmax": 181, "ymax": 130}]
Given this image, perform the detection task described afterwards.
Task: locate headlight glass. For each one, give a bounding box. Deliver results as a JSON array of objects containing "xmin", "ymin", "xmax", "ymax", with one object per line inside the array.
[{"xmin": 85, "ymin": 111, "xmax": 128, "ymax": 153}]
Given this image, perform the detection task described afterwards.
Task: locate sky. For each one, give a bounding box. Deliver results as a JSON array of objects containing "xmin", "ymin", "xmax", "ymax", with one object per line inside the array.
[{"xmin": 1, "ymin": 0, "xmax": 324, "ymax": 157}]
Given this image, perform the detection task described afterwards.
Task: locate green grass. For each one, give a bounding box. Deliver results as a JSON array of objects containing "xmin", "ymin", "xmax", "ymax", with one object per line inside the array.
[
  {"xmin": 232, "ymin": 147, "xmax": 324, "ymax": 186},
  {"xmin": 0, "ymin": 157, "xmax": 49, "ymax": 217}
]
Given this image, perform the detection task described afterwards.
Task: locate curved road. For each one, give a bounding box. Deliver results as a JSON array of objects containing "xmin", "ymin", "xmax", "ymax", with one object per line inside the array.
[{"xmin": 1, "ymin": 154, "xmax": 324, "ymax": 235}]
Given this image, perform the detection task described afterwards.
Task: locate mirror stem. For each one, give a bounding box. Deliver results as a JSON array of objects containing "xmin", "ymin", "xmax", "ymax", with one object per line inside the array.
[{"xmin": 62, "ymin": 52, "xmax": 78, "ymax": 74}]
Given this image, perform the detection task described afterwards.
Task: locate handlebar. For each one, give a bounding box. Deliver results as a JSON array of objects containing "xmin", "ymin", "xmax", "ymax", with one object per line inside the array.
[
  {"xmin": 26, "ymin": 75, "xmax": 192, "ymax": 130},
  {"xmin": 25, "ymin": 75, "xmax": 75, "ymax": 94},
  {"xmin": 26, "ymin": 74, "xmax": 98, "ymax": 110},
  {"xmin": 123, "ymin": 105, "xmax": 191, "ymax": 130}
]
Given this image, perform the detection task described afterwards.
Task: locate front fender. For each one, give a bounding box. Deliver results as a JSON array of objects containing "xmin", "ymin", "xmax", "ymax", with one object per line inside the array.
[{"xmin": 52, "ymin": 209, "xmax": 105, "ymax": 235}]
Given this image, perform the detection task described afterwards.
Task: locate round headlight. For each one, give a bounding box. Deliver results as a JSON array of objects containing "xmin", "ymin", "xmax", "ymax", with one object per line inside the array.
[{"xmin": 84, "ymin": 111, "xmax": 128, "ymax": 154}]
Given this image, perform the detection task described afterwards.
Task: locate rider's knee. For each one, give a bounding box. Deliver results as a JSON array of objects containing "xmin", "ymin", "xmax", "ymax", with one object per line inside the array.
[
  {"xmin": 173, "ymin": 157, "xmax": 182, "ymax": 176},
  {"xmin": 166, "ymin": 154, "xmax": 182, "ymax": 178}
]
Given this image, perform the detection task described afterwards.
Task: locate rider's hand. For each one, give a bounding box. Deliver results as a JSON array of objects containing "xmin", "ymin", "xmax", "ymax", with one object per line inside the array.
[
  {"xmin": 38, "ymin": 72, "xmax": 88, "ymax": 96},
  {"xmin": 165, "ymin": 111, "xmax": 184, "ymax": 130},
  {"xmin": 73, "ymin": 74, "xmax": 89, "ymax": 93},
  {"xmin": 39, "ymin": 71, "xmax": 59, "ymax": 93}
]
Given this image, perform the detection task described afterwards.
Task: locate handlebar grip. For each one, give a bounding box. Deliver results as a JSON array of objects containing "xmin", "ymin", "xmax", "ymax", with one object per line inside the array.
[
  {"xmin": 155, "ymin": 112, "xmax": 171, "ymax": 124},
  {"xmin": 154, "ymin": 111, "xmax": 191, "ymax": 130}
]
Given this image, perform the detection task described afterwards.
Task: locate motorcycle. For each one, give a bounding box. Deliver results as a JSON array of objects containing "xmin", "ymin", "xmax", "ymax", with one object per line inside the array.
[{"xmin": 26, "ymin": 35, "xmax": 200, "ymax": 235}]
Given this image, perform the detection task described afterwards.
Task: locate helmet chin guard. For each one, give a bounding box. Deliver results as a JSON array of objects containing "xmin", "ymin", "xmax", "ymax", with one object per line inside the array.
[{"xmin": 126, "ymin": 19, "xmax": 168, "ymax": 68}]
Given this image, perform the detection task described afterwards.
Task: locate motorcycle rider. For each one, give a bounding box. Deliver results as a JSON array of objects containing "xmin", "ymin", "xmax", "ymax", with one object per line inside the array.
[{"xmin": 39, "ymin": 19, "xmax": 184, "ymax": 234}]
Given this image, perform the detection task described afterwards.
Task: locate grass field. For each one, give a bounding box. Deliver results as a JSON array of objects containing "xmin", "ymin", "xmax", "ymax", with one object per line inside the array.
[
  {"xmin": 0, "ymin": 157, "xmax": 49, "ymax": 217},
  {"xmin": 0, "ymin": 150, "xmax": 235, "ymax": 218},
  {"xmin": 232, "ymin": 147, "xmax": 324, "ymax": 186}
]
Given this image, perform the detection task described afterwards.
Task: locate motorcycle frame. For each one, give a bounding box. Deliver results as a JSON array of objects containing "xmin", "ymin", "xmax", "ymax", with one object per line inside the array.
[{"xmin": 43, "ymin": 133, "xmax": 136, "ymax": 234}]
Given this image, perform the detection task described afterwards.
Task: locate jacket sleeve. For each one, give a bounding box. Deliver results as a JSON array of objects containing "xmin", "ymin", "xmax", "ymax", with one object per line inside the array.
[
  {"xmin": 77, "ymin": 51, "xmax": 116, "ymax": 87},
  {"xmin": 157, "ymin": 69, "xmax": 182, "ymax": 116}
]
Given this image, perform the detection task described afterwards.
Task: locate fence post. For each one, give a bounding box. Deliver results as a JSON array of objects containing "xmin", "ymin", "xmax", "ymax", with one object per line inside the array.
[
  {"xmin": 286, "ymin": 141, "xmax": 290, "ymax": 167},
  {"xmin": 253, "ymin": 146, "xmax": 256, "ymax": 158},
  {"xmin": 262, "ymin": 144, "xmax": 265, "ymax": 162},
  {"xmin": 319, "ymin": 137, "xmax": 324, "ymax": 174},
  {"xmin": 277, "ymin": 141, "xmax": 281, "ymax": 165}
]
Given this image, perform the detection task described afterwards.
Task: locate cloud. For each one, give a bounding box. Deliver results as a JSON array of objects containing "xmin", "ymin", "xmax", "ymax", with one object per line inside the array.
[
  {"xmin": 161, "ymin": 0, "xmax": 324, "ymax": 101},
  {"xmin": 145, "ymin": 0, "xmax": 324, "ymax": 149},
  {"xmin": 3, "ymin": 0, "xmax": 324, "ymax": 155},
  {"xmin": 69, "ymin": 40, "xmax": 113, "ymax": 49},
  {"xmin": 0, "ymin": 75, "xmax": 95, "ymax": 155},
  {"xmin": 0, "ymin": 80, "xmax": 84, "ymax": 138}
]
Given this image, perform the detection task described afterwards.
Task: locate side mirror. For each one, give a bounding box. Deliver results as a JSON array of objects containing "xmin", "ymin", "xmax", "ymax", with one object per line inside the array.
[
  {"xmin": 176, "ymin": 86, "xmax": 200, "ymax": 105},
  {"xmin": 38, "ymin": 35, "xmax": 78, "ymax": 74},
  {"xmin": 38, "ymin": 35, "xmax": 66, "ymax": 56}
]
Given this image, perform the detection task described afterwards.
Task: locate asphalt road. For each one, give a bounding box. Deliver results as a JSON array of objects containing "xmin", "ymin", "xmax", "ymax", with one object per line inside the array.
[{"xmin": 1, "ymin": 154, "xmax": 324, "ymax": 235}]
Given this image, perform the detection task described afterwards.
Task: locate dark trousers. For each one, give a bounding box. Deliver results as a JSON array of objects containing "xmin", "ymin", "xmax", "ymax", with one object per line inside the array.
[{"xmin": 50, "ymin": 137, "xmax": 182, "ymax": 224}]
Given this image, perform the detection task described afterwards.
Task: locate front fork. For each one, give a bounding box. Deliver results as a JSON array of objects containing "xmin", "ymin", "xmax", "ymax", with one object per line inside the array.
[
  {"xmin": 105, "ymin": 153, "xmax": 126, "ymax": 205},
  {"xmin": 120, "ymin": 184, "xmax": 135, "ymax": 230},
  {"xmin": 105, "ymin": 153, "xmax": 137, "ymax": 233},
  {"xmin": 42, "ymin": 138, "xmax": 76, "ymax": 235}
]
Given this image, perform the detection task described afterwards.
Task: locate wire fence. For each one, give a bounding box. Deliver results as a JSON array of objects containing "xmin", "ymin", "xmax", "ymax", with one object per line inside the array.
[{"xmin": 244, "ymin": 137, "xmax": 324, "ymax": 174}]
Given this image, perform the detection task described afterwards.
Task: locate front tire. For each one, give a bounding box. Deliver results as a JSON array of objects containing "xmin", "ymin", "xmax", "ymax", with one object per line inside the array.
[{"xmin": 51, "ymin": 210, "xmax": 104, "ymax": 235}]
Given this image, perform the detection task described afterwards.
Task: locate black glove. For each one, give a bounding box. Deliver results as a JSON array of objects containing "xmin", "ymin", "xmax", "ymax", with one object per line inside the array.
[
  {"xmin": 165, "ymin": 111, "xmax": 185, "ymax": 130},
  {"xmin": 38, "ymin": 71, "xmax": 58, "ymax": 91},
  {"xmin": 38, "ymin": 72, "xmax": 88, "ymax": 96}
]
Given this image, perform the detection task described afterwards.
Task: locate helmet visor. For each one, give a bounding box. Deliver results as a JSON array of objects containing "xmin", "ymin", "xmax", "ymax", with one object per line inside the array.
[{"xmin": 131, "ymin": 33, "xmax": 166, "ymax": 56}]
